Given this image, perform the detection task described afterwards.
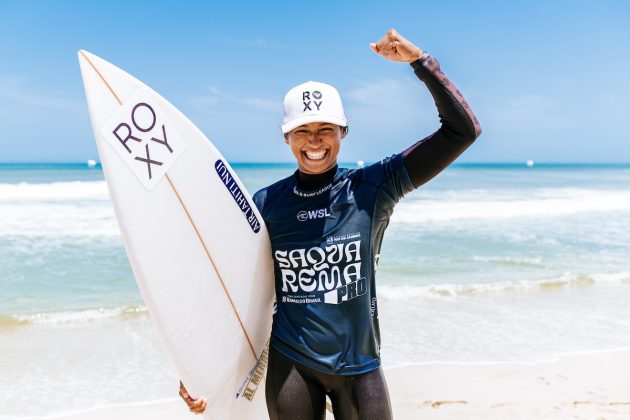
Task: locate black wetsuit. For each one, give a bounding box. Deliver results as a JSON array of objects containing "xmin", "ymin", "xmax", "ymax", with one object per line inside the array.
[{"xmin": 254, "ymin": 54, "xmax": 482, "ymax": 420}]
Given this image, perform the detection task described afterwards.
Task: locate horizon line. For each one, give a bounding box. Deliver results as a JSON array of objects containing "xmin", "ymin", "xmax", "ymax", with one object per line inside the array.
[{"xmin": 3, "ymin": 161, "xmax": 630, "ymax": 166}]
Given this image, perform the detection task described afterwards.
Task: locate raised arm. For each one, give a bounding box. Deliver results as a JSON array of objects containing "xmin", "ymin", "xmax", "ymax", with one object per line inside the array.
[{"xmin": 370, "ymin": 29, "xmax": 482, "ymax": 188}]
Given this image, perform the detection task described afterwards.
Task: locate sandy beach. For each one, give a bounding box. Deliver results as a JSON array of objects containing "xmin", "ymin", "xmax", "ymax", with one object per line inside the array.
[
  {"xmin": 387, "ymin": 348, "xmax": 630, "ymax": 419},
  {"xmin": 11, "ymin": 347, "xmax": 628, "ymax": 420}
]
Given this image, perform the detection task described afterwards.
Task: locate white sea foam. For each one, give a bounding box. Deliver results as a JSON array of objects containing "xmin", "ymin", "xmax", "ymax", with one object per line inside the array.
[
  {"xmin": 0, "ymin": 181, "xmax": 119, "ymax": 236},
  {"xmin": 4, "ymin": 183, "xmax": 630, "ymax": 237},
  {"xmin": 0, "ymin": 203, "xmax": 119, "ymax": 236},
  {"xmin": 1, "ymin": 305, "xmax": 148, "ymax": 328},
  {"xmin": 470, "ymin": 255, "xmax": 545, "ymax": 266},
  {"xmin": 378, "ymin": 271, "xmax": 630, "ymax": 300},
  {"xmin": 0, "ymin": 181, "xmax": 110, "ymax": 201},
  {"xmin": 392, "ymin": 187, "xmax": 630, "ymax": 223}
]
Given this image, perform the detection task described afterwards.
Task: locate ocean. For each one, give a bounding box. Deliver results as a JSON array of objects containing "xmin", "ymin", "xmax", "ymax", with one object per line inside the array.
[{"xmin": 2, "ymin": 162, "xmax": 630, "ymax": 417}]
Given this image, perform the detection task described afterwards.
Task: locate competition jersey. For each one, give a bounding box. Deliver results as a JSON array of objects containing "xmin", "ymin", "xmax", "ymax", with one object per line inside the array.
[
  {"xmin": 253, "ymin": 153, "xmax": 415, "ymax": 374},
  {"xmin": 253, "ymin": 54, "xmax": 482, "ymax": 375}
]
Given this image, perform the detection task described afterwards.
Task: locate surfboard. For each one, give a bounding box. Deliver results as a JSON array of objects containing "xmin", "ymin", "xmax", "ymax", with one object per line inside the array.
[{"xmin": 78, "ymin": 50, "xmax": 275, "ymax": 419}]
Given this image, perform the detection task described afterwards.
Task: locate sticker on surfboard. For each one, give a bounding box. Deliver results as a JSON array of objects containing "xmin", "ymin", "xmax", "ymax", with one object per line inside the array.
[
  {"xmin": 214, "ymin": 159, "xmax": 262, "ymax": 234},
  {"xmin": 236, "ymin": 340, "xmax": 269, "ymax": 401},
  {"xmin": 100, "ymin": 88, "xmax": 185, "ymax": 190}
]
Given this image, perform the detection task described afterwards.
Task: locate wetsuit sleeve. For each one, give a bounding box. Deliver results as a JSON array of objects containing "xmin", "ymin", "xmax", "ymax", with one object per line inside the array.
[
  {"xmin": 252, "ymin": 188, "xmax": 267, "ymax": 215},
  {"xmin": 365, "ymin": 153, "xmax": 415, "ymax": 201},
  {"xmin": 403, "ymin": 55, "xmax": 482, "ymax": 188}
]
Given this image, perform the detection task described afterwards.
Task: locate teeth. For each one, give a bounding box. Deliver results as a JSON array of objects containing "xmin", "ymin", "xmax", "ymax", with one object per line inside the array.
[{"xmin": 305, "ymin": 150, "xmax": 327, "ymax": 160}]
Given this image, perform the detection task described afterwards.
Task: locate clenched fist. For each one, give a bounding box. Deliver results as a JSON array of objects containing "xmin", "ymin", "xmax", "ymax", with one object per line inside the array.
[{"xmin": 370, "ymin": 29, "xmax": 425, "ymax": 63}]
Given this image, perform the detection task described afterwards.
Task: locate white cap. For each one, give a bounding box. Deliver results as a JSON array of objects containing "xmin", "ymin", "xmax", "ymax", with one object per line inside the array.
[{"xmin": 281, "ymin": 81, "xmax": 347, "ymax": 134}]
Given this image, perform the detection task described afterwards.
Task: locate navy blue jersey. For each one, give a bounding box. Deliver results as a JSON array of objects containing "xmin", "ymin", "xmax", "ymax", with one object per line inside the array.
[
  {"xmin": 253, "ymin": 54, "xmax": 482, "ymax": 375},
  {"xmin": 253, "ymin": 153, "xmax": 414, "ymax": 374}
]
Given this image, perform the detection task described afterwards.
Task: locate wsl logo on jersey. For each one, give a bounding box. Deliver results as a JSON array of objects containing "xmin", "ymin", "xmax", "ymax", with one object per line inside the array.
[
  {"xmin": 297, "ymin": 208, "xmax": 331, "ymax": 222},
  {"xmin": 274, "ymin": 239, "xmax": 367, "ymax": 305}
]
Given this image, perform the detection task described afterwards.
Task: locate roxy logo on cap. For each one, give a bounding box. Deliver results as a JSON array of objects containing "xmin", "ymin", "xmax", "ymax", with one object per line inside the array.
[
  {"xmin": 281, "ymin": 81, "xmax": 347, "ymax": 133},
  {"xmin": 302, "ymin": 90, "xmax": 323, "ymax": 112}
]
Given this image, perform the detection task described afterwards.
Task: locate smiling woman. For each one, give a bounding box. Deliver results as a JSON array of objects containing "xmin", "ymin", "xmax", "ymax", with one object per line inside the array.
[
  {"xmin": 285, "ymin": 121, "xmax": 345, "ymax": 175},
  {"xmin": 180, "ymin": 28, "xmax": 481, "ymax": 419},
  {"xmin": 281, "ymin": 80, "xmax": 348, "ymax": 175}
]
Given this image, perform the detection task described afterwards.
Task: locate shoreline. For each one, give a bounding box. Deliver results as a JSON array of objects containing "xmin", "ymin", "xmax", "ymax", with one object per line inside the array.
[
  {"xmin": 383, "ymin": 343, "xmax": 630, "ymax": 367},
  {"xmin": 0, "ymin": 399, "xmax": 184, "ymax": 420},
  {"xmin": 5, "ymin": 347, "xmax": 630, "ymax": 420}
]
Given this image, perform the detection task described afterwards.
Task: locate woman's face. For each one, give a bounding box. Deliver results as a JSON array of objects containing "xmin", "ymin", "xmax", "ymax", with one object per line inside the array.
[{"xmin": 284, "ymin": 122, "xmax": 346, "ymax": 174}]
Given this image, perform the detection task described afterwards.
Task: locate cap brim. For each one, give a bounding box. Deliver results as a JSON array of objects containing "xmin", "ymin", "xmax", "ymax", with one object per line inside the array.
[{"xmin": 281, "ymin": 115, "xmax": 348, "ymax": 134}]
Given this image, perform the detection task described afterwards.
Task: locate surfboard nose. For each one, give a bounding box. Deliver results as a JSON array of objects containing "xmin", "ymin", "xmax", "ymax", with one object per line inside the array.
[{"xmin": 78, "ymin": 50, "xmax": 96, "ymax": 63}]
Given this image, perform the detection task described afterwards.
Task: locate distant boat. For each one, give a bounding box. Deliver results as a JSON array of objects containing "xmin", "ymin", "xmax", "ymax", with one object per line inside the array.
[
  {"xmin": 526, "ymin": 160, "xmax": 534, "ymax": 167},
  {"xmin": 356, "ymin": 160, "xmax": 365, "ymax": 168},
  {"xmin": 87, "ymin": 159, "xmax": 97, "ymax": 167}
]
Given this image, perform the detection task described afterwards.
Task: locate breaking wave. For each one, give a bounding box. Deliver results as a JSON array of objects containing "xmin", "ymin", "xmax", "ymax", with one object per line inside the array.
[
  {"xmin": 392, "ymin": 188, "xmax": 630, "ymax": 223},
  {"xmin": 378, "ymin": 271, "xmax": 630, "ymax": 300},
  {"xmin": 0, "ymin": 305, "xmax": 148, "ymax": 329}
]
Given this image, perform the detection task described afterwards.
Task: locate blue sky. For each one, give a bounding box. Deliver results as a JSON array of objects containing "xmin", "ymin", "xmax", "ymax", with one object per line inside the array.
[{"xmin": 0, "ymin": 0, "xmax": 628, "ymax": 163}]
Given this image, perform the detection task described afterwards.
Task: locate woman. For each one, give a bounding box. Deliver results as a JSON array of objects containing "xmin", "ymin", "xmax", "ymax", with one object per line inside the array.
[{"xmin": 180, "ymin": 28, "xmax": 481, "ymax": 419}]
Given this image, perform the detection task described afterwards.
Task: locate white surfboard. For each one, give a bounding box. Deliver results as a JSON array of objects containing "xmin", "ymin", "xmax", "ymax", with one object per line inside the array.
[{"xmin": 78, "ymin": 50, "xmax": 275, "ymax": 419}]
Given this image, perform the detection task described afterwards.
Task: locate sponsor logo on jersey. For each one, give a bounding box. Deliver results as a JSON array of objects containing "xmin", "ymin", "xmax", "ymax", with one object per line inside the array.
[
  {"xmin": 297, "ymin": 208, "xmax": 331, "ymax": 221},
  {"xmin": 274, "ymin": 239, "xmax": 365, "ymax": 305},
  {"xmin": 292, "ymin": 182, "xmax": 333, "ymax": 197},
  {"xmin": 323, "ymin": 277, "xmax": 367, "ymax": 304}
]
